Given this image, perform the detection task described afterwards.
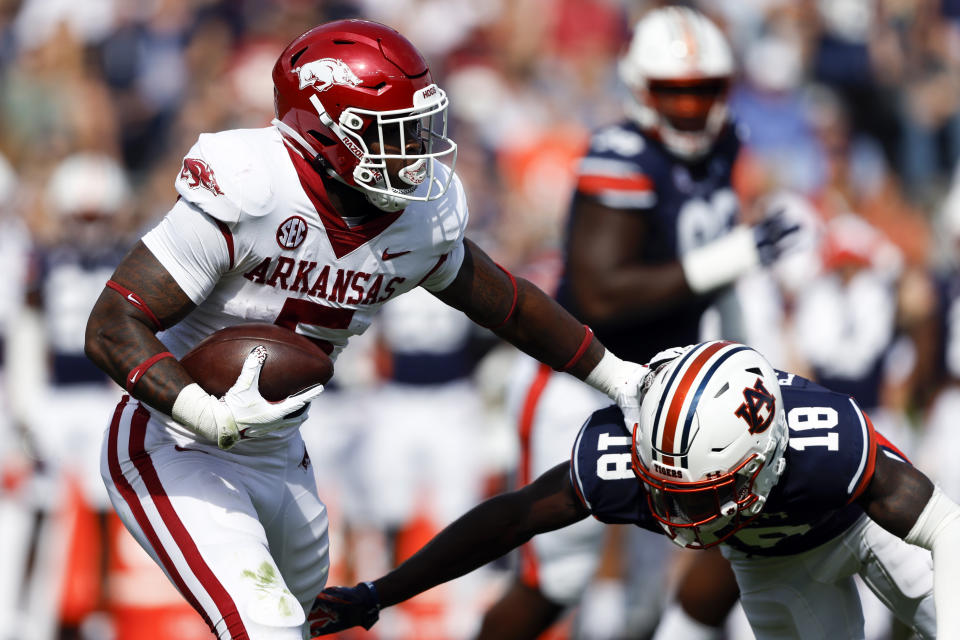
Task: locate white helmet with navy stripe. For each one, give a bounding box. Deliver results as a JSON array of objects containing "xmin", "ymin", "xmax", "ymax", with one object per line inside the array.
[
  {"xmin": 632, "ymin": 341, "xmax": 787, "ymax": 548},
  {"xmin": 619, "ymin": 7, "xmax": 733, "ymax": 160}
]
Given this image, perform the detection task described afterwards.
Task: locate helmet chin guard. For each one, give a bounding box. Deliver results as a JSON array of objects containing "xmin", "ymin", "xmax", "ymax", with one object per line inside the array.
[{"xmin": 632, "ymin": 341, "xmax": 788, "ymax": 549}]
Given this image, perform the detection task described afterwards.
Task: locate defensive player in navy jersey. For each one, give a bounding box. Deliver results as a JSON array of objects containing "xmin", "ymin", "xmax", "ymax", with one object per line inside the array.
[
  {"xmin": 309, "ymin": 341, "xmax": 960, "ymax": 639},
  {"xmin": 493, "ymin": 8, "xmax": 799, "ymax": 638}
]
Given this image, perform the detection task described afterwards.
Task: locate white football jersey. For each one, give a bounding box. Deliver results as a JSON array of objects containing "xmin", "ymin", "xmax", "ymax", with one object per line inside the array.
[{"xmin": 141, "ymin": 126, "xmax": 468, "ymax": 442}]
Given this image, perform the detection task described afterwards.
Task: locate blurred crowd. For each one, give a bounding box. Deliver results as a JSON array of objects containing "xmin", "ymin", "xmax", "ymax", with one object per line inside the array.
[{"xmin": 5, "ymin": 0, "xmax": 960, "ymax": 639}]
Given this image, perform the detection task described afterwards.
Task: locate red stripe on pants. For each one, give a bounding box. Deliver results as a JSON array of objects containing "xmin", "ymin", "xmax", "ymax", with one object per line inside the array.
[{"xmin": 108, "ymin": 398, "xmax": 248, "ymax": 638}]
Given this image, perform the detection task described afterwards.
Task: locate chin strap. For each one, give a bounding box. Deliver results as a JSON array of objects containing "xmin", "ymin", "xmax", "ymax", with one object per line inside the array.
[{"xmin": 324, "ymin": 166, "xmax": 411, "ymax": 213}]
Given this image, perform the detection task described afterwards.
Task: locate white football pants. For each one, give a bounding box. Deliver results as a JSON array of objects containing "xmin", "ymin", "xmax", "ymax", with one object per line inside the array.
[
  {"xmin": 722, "ymin": 514, "xmax": 935, "ymax": 639},
  {"xmin": 100, "ymin": 396, "xmax": 329, "ymax": 639}
]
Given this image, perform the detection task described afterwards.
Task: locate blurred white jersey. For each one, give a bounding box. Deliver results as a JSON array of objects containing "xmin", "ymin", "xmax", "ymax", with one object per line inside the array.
[{"xmin": 141, "ymin": 126, "xmax": 468, "ymax": 444}]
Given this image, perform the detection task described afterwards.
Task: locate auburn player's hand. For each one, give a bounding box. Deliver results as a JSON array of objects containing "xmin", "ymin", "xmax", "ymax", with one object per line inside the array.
[
  {"xmin": 308, "ymin": 582, "xmax": 380, "ymax": 637},
  {"xmin": 752, "ymin": 207, "xmax": 801, "ymax": 266}
]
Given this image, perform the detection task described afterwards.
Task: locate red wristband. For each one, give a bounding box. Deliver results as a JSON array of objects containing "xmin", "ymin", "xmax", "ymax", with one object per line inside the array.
[
  {"xmin": 558, "ymin": 326, "xmax": 595, "ymax": 372},
  {"xmin": 126, "ymin": 351, "xmax": 174, "ymax": 392},
  {"xmin": 487, "ymin": 263, "xmax": 519, "ymax": 330},
  {"xmin": 106, "ymin": 280, "xmax": 163, "ymax": 331}
]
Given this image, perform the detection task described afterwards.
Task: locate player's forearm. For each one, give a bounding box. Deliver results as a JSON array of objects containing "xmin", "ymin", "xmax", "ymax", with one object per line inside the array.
[
  {"xmin": 373, "ymin": 491, "xmax": 540, "ymax": 608},
  {"xmin": 492, "ymin": 276, "xmax": 604, "ymax": 379},
  {"xmin": 85, "ymin": 296, "xmax": 191, "ymax": 414}
]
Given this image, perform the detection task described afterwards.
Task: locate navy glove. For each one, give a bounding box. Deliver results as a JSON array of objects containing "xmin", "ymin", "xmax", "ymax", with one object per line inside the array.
[
  {"xmin": 753, "ymin": 207, "xmax": 801, "ymax": 266},
  {"xmin": 308, "ymin": 581, "xmax": 380, "ymax": 637}
]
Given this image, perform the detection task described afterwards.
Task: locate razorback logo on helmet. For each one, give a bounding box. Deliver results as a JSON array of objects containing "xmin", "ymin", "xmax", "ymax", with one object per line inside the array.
[
  {"xmin": 293, "ymin": 58, "xmax": 361, "ymax": 92},
  {"xmin": 276, "ymin": 215, "xmax": 308, "ymax": 250},
  {"xmin": 734, "ymin": 377, "xmax": 776, "ymax": 434},
  {"xmin": 179, "ymin": 158, "xmax": 224, "ymax": 196}
]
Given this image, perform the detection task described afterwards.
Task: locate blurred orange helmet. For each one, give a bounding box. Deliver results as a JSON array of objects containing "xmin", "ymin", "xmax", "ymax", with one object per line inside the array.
[{"xmin": 619, "ymin": 7, "xmax": 734, "ymax": 160}]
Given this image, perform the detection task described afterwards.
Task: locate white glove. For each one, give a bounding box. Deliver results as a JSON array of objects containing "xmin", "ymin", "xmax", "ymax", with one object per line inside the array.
[
  {"xmin": 172, "ymin": 346, "xmax": 325, "ymax": 449},
  {"xmin": 584, "ymin": 351, "xmax": 651, "ymax": 431},
  {"xmin": 646, "ymin": 345, "xmax": 689, "ymax": 373}
]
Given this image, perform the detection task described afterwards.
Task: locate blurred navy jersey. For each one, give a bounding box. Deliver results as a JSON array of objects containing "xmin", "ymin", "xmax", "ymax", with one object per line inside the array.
[
  {"xmin": 933, "ymin": 268, "xmax": 960, "ymax": 382},
  {"xmin": 554, "ymin": 121, "xmax": 742, "ymax": 363},
  {"xmin": 569, "ymin": 371, "xmax": 907, "ymax": 557},
  {"xmin": 28, "ymin": 244, "xmax": 127, "ymax": 385}
]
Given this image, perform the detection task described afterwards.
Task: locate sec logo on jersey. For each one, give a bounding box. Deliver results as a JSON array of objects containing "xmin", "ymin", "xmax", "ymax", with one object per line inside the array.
[{"xmin": 277, "ymin": 215, "xmax": 308, "ymax": 249}]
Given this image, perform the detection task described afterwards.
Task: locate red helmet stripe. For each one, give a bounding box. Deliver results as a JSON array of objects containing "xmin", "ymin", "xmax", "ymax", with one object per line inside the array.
[{"xmin": 660, "ymin": 341, "xmax": 729, "ymax": 465}]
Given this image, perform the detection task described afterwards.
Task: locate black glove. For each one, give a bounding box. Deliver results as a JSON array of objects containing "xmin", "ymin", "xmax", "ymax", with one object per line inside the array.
[
  {"xmin": 753, "ymin": 207, "xmax": 801, "ymax": 266},
  {"xmin": 308, "ymin": 581, "xmax": 380, "ymax": 637}
]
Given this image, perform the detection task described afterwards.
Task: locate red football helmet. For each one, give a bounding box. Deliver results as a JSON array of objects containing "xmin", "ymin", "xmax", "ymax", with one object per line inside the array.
[{"xmin": 272, "ymin": 20, "xmax": 456, "ymax": 211}]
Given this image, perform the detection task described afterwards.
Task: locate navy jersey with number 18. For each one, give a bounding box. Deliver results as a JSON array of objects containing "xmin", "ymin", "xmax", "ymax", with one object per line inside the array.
[{"xmin": 569, "ymin": 372, "xmax": 910, "ymax": 556}]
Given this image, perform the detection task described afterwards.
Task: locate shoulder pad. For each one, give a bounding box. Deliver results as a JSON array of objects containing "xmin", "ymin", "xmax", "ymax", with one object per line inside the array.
[
  {"xmin": 175, "ymin": 129, "xmax": 275, "ymax": 225},
  {"xmin": 588, "ymin": 124, "xmax": 647, "ymax": 159},
  {"xmin": 411, "ymin": 163, "xmax": 468, "ymax": 250}
]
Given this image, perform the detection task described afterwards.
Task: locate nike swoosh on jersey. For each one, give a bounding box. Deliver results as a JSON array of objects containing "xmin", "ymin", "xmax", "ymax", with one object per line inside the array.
[
  {"xmin": 381, "ymin": 248, "xmax": 411, "ymax": 261},
  {"xmin": 174, "ymin": 445, "xmax": 211, "ymax": 455}
]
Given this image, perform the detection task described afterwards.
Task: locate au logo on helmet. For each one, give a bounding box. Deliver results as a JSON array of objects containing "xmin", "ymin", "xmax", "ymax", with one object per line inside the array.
[
  {"xmin": 293, "ymin": 58, "xmax": 361, "ymax": 92},
  {"xmin": 734, "ymin": 378, "xmax": 776, "ymax": 434}
]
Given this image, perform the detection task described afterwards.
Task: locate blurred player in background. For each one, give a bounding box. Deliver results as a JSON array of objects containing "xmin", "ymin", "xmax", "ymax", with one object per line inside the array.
[
  {"xmin": 5, "ymin": 153, "xmax": 132, "ymax": 640},
  {"xmin": 83, "ymin": 19, "xmax": 651, "ymax": 640},
  {"xmin": 311, "ymin": 341, "xmax": 958, "ymax": 640},
  {"xmin": 4, "ymin": 154, "xmax": 210, "ymax": 640},
  {"xmin": 342, "ymin": 288, "xmax": 497, "ymax": 636},
  {"xmin": 918, "ymin": 167, "xmax": 960, "ymax": 532},
  {"xmin": 483, "ymin": 8, "xmax": 799, "ymax": 639},
  {"xmin": 0, "ymin": 152, "xmax": 34, "ymax": 639}
]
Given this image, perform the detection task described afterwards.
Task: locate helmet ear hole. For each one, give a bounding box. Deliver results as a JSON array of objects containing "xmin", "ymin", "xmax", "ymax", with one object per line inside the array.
[{"xmin": 307, "ymin": 130, "xmax": 336, "ymax": 148}]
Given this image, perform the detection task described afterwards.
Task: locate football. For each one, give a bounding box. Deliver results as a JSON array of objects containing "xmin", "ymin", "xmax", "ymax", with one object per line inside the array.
[{"xmin": 180, "ymin": 323, "xmax": 333, "ymax": 401}]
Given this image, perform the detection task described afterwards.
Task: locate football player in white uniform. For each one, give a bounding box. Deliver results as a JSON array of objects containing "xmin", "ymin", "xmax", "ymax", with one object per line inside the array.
[
  {"xmin": 84, "ymin": 19, "xmax": 650, "ymax": 640},
  {"xmin": 310, "ymin": 342, "xmax": 960, "ymax": 640}
]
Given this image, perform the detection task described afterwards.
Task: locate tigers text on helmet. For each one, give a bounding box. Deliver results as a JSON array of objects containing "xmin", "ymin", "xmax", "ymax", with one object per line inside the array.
[
  {"xmin": 272, "ymin": 19, "xmax": 457, "ymax": 212},
  {"xmin": 632, "ymin": 341, "xmax": 787, "ymax": 549},
  {"xmin": 619, "ymin": 7, "xmax": 733, "ymax": 160}
]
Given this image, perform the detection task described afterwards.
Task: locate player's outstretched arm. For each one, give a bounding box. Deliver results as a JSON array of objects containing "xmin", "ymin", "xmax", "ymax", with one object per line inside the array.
[
  {"xmin": 308, "ymin": 463, "xmax": 590, "ymax": 636},
  {"xmin": 85, "ymin": 241, "xmax": 197, "ymax": 413},
  {"xmin": 433, "ymin": 239, "xmax": 605, "ymax": 378},
  {"xmin": 432, "ymin": 239, "xmax": 650, "ymax": 425},
  {"xmin": 859, "ymin": 444, "xmax": 960, "ymax": 637}
]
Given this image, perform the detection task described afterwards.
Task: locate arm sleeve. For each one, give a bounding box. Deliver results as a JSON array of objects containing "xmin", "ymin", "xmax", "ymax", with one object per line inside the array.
[
  {"xmin": 419, "ymin": 168, "xmax": 469, "ymax": 292},
  {"xmin": 141, "ymin": 198, "xmax": 232, "ymax": 304},
  {"xmin": 419, "ymin": 240, "xmax": 465, "ymax": 292},
  {"xmin": 904, "ymin": 485, "xmax": 960, "ymax": 638}
]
